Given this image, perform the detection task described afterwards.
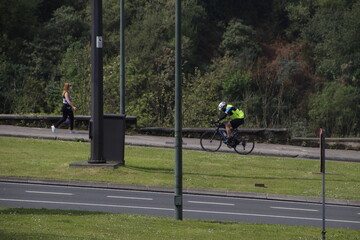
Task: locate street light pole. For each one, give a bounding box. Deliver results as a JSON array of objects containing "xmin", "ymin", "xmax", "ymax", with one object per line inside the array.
[
  {"xmin": 174, "ymin": 0, "xmax": 183, "ymax": 220},
  {"xmin": 89, "ymin": 0, "xmax": 104, "ymax": 163}
]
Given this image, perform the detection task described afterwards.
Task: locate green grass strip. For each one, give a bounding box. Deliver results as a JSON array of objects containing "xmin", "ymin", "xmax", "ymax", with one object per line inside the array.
[
  {"xmin": 0, "ymin": 207, "xmax": 359, "ymax": 240},
  {"xmin": 0, "ymin": 137, "xmax": 359, "ymax": 200}
]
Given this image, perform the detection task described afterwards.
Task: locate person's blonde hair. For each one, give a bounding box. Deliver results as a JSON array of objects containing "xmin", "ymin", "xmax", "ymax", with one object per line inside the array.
[{"xmin": 62, "ymin": 82, "xmax": 71, "ymax": 97}]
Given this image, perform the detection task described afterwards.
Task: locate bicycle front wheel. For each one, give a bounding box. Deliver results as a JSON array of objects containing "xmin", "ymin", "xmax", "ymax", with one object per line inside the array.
[
  {"xmin": 233, "ymin": 135, "xmax": 255, "ymax": 155},
  {"xmin": 200, "ymin": 131, "xmax": 223, "ymax": 152}
]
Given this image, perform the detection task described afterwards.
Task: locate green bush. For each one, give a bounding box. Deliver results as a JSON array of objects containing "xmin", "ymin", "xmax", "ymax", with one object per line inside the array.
[{"xmin": 309, "ymin": 81, "xmax": 360, "ymax": 136}]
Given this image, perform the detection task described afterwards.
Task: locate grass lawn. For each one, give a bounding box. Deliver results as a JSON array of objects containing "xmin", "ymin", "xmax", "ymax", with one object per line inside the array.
[
  {"xmin": 0, "ymin": 137, "xmax": 359, "ymax": 200},
  {"xmin": 0, "ymin": 207, "xmax": 359, "ymax": 240}
]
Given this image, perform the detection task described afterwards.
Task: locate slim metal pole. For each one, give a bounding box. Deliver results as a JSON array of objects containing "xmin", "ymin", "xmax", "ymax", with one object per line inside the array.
[
  {"xmin": 322, "ymin": 168, "xmax": 326, "ymax": 240},
  {"xmin": 89, "ymin": 0, "xmax": 104, "ymax": 163},
  {"xmin": 174, "ymin": 0, "xmax": 183, "ymax": 220},
  {"xmin": 320, "ymin": 128, "xmax": 326, "ymax": 240},
  {"xmin": 119, "ymin": 0, "xmax": 125, "ymax": 115}
]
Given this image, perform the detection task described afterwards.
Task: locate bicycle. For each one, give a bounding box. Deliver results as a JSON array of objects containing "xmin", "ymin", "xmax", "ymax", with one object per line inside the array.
[{"xmin": 200, "ymin": 122, "xmax": 255, "ymax": 154}]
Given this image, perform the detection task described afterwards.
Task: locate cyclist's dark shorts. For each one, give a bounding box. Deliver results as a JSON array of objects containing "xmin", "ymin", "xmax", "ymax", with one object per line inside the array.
[{"xmin": 230, "ymin": 118, "xmax": 244, "ymax": 129}]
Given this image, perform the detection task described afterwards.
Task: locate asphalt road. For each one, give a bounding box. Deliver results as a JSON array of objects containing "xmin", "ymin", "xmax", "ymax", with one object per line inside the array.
[{"xmin": 1, "ymin": 182, "xmax": 359, "ymax": 230}]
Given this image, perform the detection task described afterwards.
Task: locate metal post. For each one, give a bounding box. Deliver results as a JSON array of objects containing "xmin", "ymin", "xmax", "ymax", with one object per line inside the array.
[
  {"xmin": 320, "ymin": 128, "xmax": 326, "ymax": 240},
  {"xmin": 174, "ymin": 0, "xmax": 183, "ymax": 220},
  {"xmin": 119, "ymin": 0, "xmax": 125, "ymax": 115},
  {"xmin": 89, "ymin": 0, "xmax": 105, "ymax": 163}
]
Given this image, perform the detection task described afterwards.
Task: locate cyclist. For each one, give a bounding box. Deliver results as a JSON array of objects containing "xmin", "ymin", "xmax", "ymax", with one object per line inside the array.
[{"xmin": 213, "ymin": 102, "xmax": 244, "ymax": 144}]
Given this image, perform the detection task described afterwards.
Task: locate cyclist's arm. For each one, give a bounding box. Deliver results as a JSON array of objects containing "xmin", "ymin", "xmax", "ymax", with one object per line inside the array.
[
  {"xmin": 215, "ymin": 112, "xmax": 227, "ymax": 122},
  {"xmin": 216, "ymin": 106, "xmax": 235, "ymax": 122}
]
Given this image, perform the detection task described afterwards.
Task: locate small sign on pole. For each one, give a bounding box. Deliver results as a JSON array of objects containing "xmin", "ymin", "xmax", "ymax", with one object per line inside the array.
[{"xmin": 96, "ymin": 36, "xmax": 103, "ymax": 48}]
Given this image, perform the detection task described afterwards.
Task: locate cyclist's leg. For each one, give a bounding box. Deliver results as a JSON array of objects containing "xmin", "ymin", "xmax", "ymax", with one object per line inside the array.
[
  {"xmin": 229, "ymin": 119, "xmax": 245, "ymax": 147},
  {"xmin": 225, "ymin": 122, "xmax": 233, "ymax": 139}
]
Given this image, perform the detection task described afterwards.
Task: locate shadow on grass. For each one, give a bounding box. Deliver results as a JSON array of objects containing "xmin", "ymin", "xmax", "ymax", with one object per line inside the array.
[
  {"xmin": 124, "ymin": 165, "xmax": 174, "ymax": 174},
  {"xmin": 0, "ymin": 232, "xmax": 98, "ymax": 240},
  {"xmin": 124, "ymin": 165, "xmax": 360, "ymax": 183},
  {"xmin": 0, "ymin": 207, "xmax": 105, "ymax": 216}
]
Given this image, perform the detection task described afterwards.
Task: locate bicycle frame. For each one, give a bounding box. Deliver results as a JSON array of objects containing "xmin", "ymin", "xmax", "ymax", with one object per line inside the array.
[
  {"xmin": 217, "ymin": 128, "xmax": 227, "ymax": 141},
  {"xmin": 212, "ymin": 122, "xmax": 236, "ymax": 142}
]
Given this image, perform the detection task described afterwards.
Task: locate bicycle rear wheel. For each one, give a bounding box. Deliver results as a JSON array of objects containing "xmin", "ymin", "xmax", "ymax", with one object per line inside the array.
[
  {"xmin": 233, "ymin": 135, "xmax": 255, "ymax": 154},
  {"xmin": 200, "ymin": 131, "xmax": 223, "ymax": 152}
]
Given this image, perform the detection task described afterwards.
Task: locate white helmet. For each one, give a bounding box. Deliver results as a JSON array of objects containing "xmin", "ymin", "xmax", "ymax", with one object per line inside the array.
[{"xmin": 218, "ymin": 102, "xmax": 226, "ymax": 111}]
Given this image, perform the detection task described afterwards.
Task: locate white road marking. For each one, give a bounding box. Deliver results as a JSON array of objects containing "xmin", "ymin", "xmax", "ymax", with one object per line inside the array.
[
  {"xmin": 188, "ymin": 201, "xmax": 235, "ymax": 206},
  {"xmin": 26, "ymin": 191, "xmax": 73, "ymax": 196},
  {"xmin": 271, "ymin": 206, "xmax": 318, "ymax": 212},
  {"xmin": 1, "ymin": 198, "xmax": 359, "ymax": 224},
  {"xmin": 107, "ymin": 196, "xmax": 153, "ymax": 201},
  {"xmin": 1, "ymin": 182, "xmax": 172, "ymax": 195}
]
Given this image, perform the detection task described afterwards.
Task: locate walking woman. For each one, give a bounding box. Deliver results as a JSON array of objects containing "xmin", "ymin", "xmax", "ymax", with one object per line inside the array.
[{"xmin": 51, "ymin": 82, "xmax": 78, "ymax": 133}]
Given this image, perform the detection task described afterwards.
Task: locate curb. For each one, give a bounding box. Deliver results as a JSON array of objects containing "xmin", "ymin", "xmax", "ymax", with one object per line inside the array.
[{"xmin": 1, "ymin": 176, "xmax": 359, "ymax": 207}]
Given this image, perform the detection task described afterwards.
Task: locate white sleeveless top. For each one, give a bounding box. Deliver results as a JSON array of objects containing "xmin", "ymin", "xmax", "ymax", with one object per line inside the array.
[{"xmin": 62, "ymin": 92, "xmax": 72, "ymax": 105}]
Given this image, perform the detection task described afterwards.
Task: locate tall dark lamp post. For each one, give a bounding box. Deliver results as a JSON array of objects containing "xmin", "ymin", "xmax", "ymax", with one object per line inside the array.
[
  {"xmin": 89, "ymin": 0, "xmax": 105, "ymax": 163},
  {"xmin": 174, "ymin": 0, "xmax": 183, "ymax": 220}
]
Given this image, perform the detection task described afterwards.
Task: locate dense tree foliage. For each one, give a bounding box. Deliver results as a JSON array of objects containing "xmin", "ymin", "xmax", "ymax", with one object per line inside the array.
[{"xmin": 1, "ymin": 0, "xmax": 359, "ymax": 137}]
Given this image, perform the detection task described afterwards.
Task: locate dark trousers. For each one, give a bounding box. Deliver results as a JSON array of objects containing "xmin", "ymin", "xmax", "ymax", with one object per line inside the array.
[
  {"xmin": 230, "ymin": 118, "xmax": 244, "ymax": 129},
  {"xmin": 55, "ymin": 104, "xmax": 74, "ymax": 130}
]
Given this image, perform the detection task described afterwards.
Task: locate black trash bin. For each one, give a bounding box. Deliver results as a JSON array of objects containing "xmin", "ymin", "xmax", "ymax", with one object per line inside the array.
[{"xmin": 89, "ymin": 114, "xmax": 125, "ymax": 165}]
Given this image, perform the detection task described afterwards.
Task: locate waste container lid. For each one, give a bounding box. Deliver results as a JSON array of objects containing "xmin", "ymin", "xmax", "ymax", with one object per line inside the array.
[
  {"xmin": 104, "ymin": 114, "xmax": 126, "ymax": 118},
  {"xmin": 103, "ymin": 114, "xmax": 126, "ymax": 119}
]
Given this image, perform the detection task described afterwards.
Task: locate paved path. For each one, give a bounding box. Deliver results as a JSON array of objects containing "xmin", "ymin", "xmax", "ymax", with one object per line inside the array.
[{"xmin": 0, "ymin": 125, "xmax": 359, "ymax": 162}]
